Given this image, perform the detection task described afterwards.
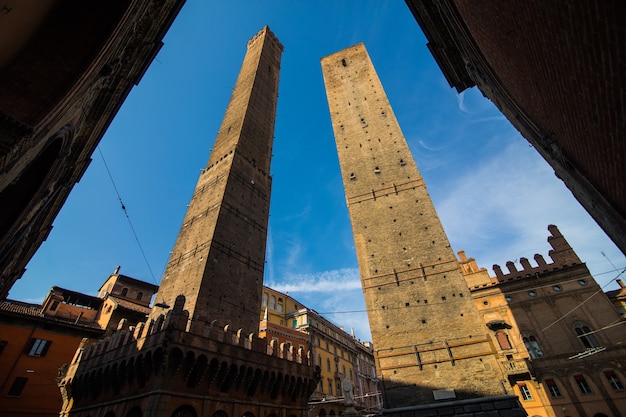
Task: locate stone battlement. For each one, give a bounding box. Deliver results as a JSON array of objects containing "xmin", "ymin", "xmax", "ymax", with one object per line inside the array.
[
  {"xmin": 72, "ymin": 294, "xmax": 310, "ymax": 369},
  {"xmin": 58, "ymin": 295, "xmax": 318, "ymax": 414},
  {"xmin": 492, "ymin": 224, "xmax": 582, "ymax": 282}
]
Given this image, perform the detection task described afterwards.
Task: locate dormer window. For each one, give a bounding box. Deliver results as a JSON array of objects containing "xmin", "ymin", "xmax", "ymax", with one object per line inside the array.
[{"xmin": 121, "ymin": 288, "xmax": 128, "ymax": 297}]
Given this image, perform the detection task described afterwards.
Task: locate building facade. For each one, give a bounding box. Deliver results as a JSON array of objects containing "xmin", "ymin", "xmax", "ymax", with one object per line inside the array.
[
  {"xmin": 0, "ymin": 0, "xmax": 186, "ymax": 300},
  {"xmin": 404, "ymin": 0, "xmax": 625, "ymax": 257},
  {"xmin": 605, "ymin": 280, "xmax": 626, "ymax": 319},
  {"xmin": 57, "ymin": 26, "xmax": 318, "ymax": 417},
  {"xmin": 0, "ymin": 269, "xmax": 157, "ymax": 416},
  {"xmin": 321, "ymin": 43, "xmax": 522, "ymax": 415},
  {"xmin": 465, "ymin": 225, "xmax": 626, "ymax": 417},
  {"xmin": 260, "ymin": 286, "xmax": 382, "ymax": 417}
]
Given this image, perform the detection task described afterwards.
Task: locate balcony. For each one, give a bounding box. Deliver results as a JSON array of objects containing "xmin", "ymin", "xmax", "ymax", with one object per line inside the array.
[{"xmin": 501, "ymin": 358, "xmax": 533, "ymax": 382}]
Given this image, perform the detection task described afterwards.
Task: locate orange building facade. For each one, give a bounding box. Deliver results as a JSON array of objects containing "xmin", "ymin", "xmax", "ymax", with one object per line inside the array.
[{"xmin": 463, "ymin": 225, "xmax": 626, "ymax": 417}]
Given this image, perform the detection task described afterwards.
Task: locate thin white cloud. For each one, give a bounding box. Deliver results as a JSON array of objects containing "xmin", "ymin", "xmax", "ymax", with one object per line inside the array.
[
  {"xmin": 268, "ymin": 268, "xmax": 361, "ymax": 293},
  {"xmin": 456, "ymin": 91, "xmax": 471, "ymax": 114}
]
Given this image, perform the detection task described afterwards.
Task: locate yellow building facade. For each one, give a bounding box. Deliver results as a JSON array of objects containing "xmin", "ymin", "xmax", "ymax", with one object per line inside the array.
[{"xmin": 260, "ymin": 286, "xmax": 381, "ymax": 416}]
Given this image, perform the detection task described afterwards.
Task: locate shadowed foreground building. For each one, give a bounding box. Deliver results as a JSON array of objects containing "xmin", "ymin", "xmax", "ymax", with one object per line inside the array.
[
  {"xmin": 58, "ymin": 27, "xmax": 318, "ymax": 417},
  {"xmin": 0, "ymin": 0, "xmax": 186, "ymax": 300},
  {"xmin": 404, "ymin": 0, "xmax": 626, "ymax": 257},
  {"xmin": 321, "ymin": 43, "xmax": 524, "ymax": 416}
]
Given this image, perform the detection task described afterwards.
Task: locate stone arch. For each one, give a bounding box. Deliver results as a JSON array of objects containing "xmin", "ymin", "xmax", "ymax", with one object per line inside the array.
[
  {"xmin": 181, "ymin": 351, "xmax": 196, "ymax": 379},
  {"xmin": 136, "ymin": 354, "xmax": 146, "ymax": 387},
  {"xmin": 143, "ymin": 350, "xmax": 153, "ymax": 381},
  {"xmin": 247, "ymin": 368, "xmax": 262, "ymax": 397},
  {"xmin": 271, "ymin": 372, "xmax": 283, "ymax": 399},
  {"xmin": 171, "ymin": 405, "xmax": 197, "ymax": 417},
  {"xmin": 118, "ymin": 360, "xmax": 127, "ymax": 389},
  {"xmin": 153, "ymin": 347, "xmax": 164, "ymax": 375},
  {"xmin": 260, "ymin": 370, "xmax": 270, "ymax": 394},
  {"xmin": 167, "ymin": 348, "xmax": 184, "ymax": 376},
  {"xmin": 127, "ymin": 357, "xmax": 135, "ymax": 386},
  {"xmin": 292, "ymin": 377, "xmax": 303, "ymax": 401},
  {"xmin": 241, "ymin": 366, "xmax": 254, "ymax": 392},
  {"xmin": 221, "ymin": 363, "xmax": 239, "ymax": 393},
  {"xmin": 187, "ymin": 354, "xmax": 207, "ymax": 388},
  {"xmin": 206, "ymin": 358, "xmax": 220, "ymax": 387},
  {"xmin": 102, "ymin": 365, "xmax": 111, "ymax": 394},
  {"xmin": 319, "ymin": 408, "xmax": 326, "ymax": 417},
  {"xmin": 329, "ymin": 410, "xmax": 336, "ymax": 417},
  {"xmin": 216, "ymin": 361, "xmax": 229, "ymax": 388},
  {"xmin": 234, "ymin": 364, "xmax": 247, "ymax": 390}
]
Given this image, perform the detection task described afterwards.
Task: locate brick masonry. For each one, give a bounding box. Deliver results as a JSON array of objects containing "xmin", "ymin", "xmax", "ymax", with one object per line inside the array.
[
  {"xmin": 321, "ymin": 43, "xmax": 508, "ymax": 408},
  {"xmin": 404, "ymin": 0, "xmax": 626, "ymax": 256},
  {"xmin": 149, "ymin": 27, "xmax": 282, "ymax": 335}
]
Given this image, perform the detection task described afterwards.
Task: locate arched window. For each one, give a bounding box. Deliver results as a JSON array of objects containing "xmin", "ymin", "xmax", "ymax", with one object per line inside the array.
[
  {"xmin": 212, "ymin": 411, "xmax": 228, "ymax": 417},
  {"xmin": 121, "ymin": 288, "xmax": 128, "ymax": 297},
  {"xmin": 171, "ymin": 405, "xmax": 197, "ymax": 417},
  {"xmin": 262, "ymin": 293, "xmax": 268, "ymax": 307},
  {"xmin": 319, "ymin": 409, "xmax": 326, "ymax": 417},
  {"xmin": 495, "ymin": 331, "xmax": 512, "ymax": 350},
  {"xmin": 575, "ymin": 324, "xmax": 600, "ymax": 348},
  {"xmin": 270, "ymin": 296, "xmax": 276, "ymax": 309},
  {"xmin": 604, "ymin": 370, "xmax": 624, "ymax": 390},
  {"xmin": 136, "ymin": 292, "xmax": 143, "ymax": 301},
  {"xmin": 242, "ymin": 412, "xmax": 254, "ymax": 417},
  {"xmin": 574, "ymin": 374, "xmax": 592, "ymax": 394},
  {"xmin": 522, "ymin": 334, "xmax": 543, "ymax": 359}
]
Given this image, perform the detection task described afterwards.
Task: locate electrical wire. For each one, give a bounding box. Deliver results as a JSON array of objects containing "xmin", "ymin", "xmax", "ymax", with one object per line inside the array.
[{"xmin": 97, "ymin": 146, "xmax": 158, "ymax": 284}]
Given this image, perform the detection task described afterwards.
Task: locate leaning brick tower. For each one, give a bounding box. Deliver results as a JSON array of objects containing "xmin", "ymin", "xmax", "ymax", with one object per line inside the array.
[
  {"xmin": 148, "ymin": 25, "xmax": 280, "ymax": 335},
  {"xmin": 321, "ymin": 44, "xmax": 518, "ymax": 411},
  {"xmin": 58, "ymin": 27, "xmax": 318, "ymax": 417}
]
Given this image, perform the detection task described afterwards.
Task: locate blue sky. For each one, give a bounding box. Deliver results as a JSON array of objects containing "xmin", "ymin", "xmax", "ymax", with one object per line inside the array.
[{"xmin": 11, "ymin": 1, "xmax": 624, "ymax": 341}]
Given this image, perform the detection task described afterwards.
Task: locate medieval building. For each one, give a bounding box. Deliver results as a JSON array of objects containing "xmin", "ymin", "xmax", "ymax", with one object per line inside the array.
[
  {"xmin": 57, "ymin": 27, "xmax": 318, "ymax": 417},
  {"xmin": 463, "ymin": 225, "xmax": 626, "ymax": 417},
  {"xmin": 0, "ymin": 267, "xmax": 155, "ymax": 416},
  {"xmin": 403, "ymin": 1, "xmax": 625, "ymax": 257},
  {"xmin": 321, "ymin": 43, "xmax": 524, "ymax": 416},
  {"xmin": 0, "ymin": 0, "xmax": 186, "ymax": 300}
]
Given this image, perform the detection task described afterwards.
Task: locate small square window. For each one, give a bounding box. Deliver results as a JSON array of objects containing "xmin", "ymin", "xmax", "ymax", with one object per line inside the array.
[
  {"xmin": 574, "ymin": 374, "xmax": 592, "ymax": 394},
  {"xmin": 7, "ymin": 377, "xmax": 28, "ymax": 397},
  {"xmin": 27, "ymin": 339, "xmax": 51, "ymax": 357},
  {"xmin": 545, "ymin": 378, "xmax": 562, "ymax": 397},
  {"xmin": 605, "ymin": 371, "xmax": 624, "ymax": 390},
  {"xmin": 518, "ymin": 383, "xmax": 533, "ymax": 401}
]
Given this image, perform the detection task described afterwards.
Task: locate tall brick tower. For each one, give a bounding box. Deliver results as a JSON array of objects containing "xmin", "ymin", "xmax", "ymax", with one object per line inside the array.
[
  {"xmin": 58, "ymin": 27, "xmax": 319, "ymax": 417},
  {"xmin": 149, "ymin": 26, "xmax": 280, "ymax": 335},
  {"xmin": 321, "ymin": 44, "xmax": 516, "ymax": 411}
]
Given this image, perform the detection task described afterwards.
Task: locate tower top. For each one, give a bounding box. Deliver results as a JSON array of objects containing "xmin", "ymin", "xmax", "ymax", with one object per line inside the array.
[
  {"xmin": 150, "ymin": 26, "xmax": 282, "ymax": 334},
  {"xmin": 248, "ymin": 25, "xmax": 283, "ymax": 51}
]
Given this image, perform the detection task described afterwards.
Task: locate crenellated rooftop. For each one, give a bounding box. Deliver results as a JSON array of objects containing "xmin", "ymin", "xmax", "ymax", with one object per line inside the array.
[
  {"xmin": 467, "ymin": 225, "xmax": 584, "ymax": 290},
  {"xmin": 58, "ymin": 295, "xmax": 318, "ymax": 413}
]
